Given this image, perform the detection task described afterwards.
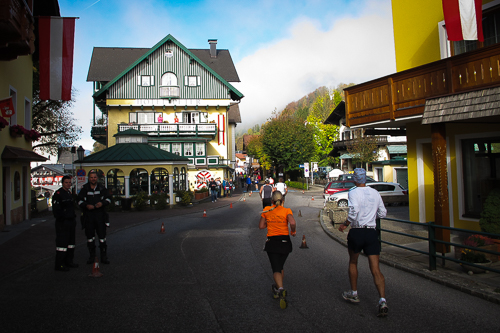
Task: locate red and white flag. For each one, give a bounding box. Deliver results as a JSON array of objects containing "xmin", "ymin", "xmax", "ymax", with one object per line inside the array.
[
  {"xmin": 442, "ymin": 0, "xmax": 484, "ymax": 42},
  {"xmin": 38, "ymin": 17, "xmax": 76, "ymax": 101}
]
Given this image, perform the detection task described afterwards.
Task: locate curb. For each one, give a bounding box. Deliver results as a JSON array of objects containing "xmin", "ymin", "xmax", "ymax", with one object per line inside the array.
[{"xmin": 319, "ymin": 210, "xmax": 500, "ymax": 305}]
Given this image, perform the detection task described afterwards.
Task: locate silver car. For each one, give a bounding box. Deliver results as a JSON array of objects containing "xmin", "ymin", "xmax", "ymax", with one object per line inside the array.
[{"xmin": 328, "ymin": 182, "xmax": 408, "ymax": 207}]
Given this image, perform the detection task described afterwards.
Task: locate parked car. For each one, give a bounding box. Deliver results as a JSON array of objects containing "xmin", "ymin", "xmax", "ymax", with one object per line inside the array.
[
  {"xmin": 337, "ymin": 174, "xmax": 376, "ymax": 182},
  {"xmin": 328, "ymin": 182, "xmax": 408, "ymax": 207},
  {"xmin": 323, "ymin": 180, "xmax": 357, "ymax": 199}
]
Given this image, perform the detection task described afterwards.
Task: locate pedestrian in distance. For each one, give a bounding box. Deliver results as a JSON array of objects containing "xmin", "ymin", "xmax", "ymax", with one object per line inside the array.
[
  {"xmin": 274, "ymin": 177, "xmax": 288, "ymax": 205},
  {"xmin": 338, "ymin": 168, "xmax": 388, "ymax": 317},
  {"xmin": 259, "ymin": 178, "xmax": 274, "ymax": 209},
  {"xmin": 246, "ymin": 175, "xmax": 252, "ymax": 193},
  {"xmin": 209, "ymin": 178, "xmax": 217, "ymax": 202},
  {"xmin": 52, "ymin": 176, "xmax": 78, "ymax": 271},
  {"xmin": 77, "ymin": 171, "xmax": 112, "ymax": 265},
  {"xmin": 259, "ymin": 191, "xmax": 297, "ymax": 309}
]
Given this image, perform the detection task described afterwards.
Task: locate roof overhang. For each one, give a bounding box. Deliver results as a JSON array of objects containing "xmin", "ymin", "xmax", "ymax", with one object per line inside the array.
[
  {"xmin": 2, "ymin": 146, "xmax": 47, "ymax": 162},
  {"xmin": 422, "ymin": 86, "xmax": 500, "ymax": 125}
]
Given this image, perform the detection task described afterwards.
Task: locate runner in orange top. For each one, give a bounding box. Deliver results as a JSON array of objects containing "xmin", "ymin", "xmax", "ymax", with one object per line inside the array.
[{"xmin": 259, "ymin": 191, "xmax": 296, "ymax": 309}]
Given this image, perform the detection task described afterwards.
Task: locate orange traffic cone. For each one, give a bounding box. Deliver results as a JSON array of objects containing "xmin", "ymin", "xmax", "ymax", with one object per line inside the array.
[
  {"xmin": 203, "ymin": 210, "xmax": 207, "ymax": 217},
  {"xmin": 89, "ymin": 257, "xmax": 103, "ymax": 277},
  {"xmin": 300, "ymin": 235, "xmax": 309, "ymax": 249},
  {"xmin": 159, "ymin": 222, "xmax": 165, "ymax": 234},
  {"xmin": 230, "ymin": 202, "xmax": 233, "ymax": 209},
  {"xmin": 249, "ymin": 192, "xmax": 252, "ymax": 197},
  {"xmin": 302, "ymin": 190, "xmax": 304, "ymax": 194},
  {"xmin": 298, "ymin": 210, "xmax": 302, "ymax": 217},
  {"xmin": 244, "ymin": 196, "xmax": 246, "ymax": 202},
  {"xmin": 311, "ymin": 196, "xmax": 314, "ymax": 201}
]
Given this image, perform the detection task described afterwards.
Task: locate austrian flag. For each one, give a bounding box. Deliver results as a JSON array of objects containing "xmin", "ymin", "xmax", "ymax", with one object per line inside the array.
[
  {"xmin": 442, "ymin": 0, "xmax": 484, "ymax": 42},
  {"xmin": 38, "ymin": 17, "xmax": 76, "ymax": 101}
]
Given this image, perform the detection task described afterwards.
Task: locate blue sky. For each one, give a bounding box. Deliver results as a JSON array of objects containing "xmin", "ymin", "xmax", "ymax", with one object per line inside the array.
[{"xmin": 56, "ymin": 0, "xmax": 396, "ymax": 155}]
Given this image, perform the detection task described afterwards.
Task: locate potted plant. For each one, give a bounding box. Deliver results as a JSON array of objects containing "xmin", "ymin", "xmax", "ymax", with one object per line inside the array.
[
  {"xmin": 9, "ymin": 124, "xmax": 25, "ymax": 138},
  {"xmin": 459, "ymin": 235, "xmax": 495, "ymax": 274},
  {"xmin": 23, "ymin": 129, "xmax": 41, "ymax": 141},
  {"xmin": 479, "ymin": 188, "xmax": 500, "ymax": 261},
  {"xmin": 0, "ymin": 116, "xmax": 8, "ymax": 130}
]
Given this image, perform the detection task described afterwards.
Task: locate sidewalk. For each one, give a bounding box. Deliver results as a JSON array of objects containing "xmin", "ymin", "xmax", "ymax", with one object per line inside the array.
[
  {"xmin": 319, "ymin": 208, "xmax": 500, "ymax": 305},
  {"xmin": 0, "ymin": 188, "xmax": 243, "ymax": 280}
]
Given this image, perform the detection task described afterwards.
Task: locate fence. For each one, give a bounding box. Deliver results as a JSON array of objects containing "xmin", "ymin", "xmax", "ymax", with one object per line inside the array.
[{"xmin": 377, "ymin": 217, "xmax": 500, "ymax": 273}]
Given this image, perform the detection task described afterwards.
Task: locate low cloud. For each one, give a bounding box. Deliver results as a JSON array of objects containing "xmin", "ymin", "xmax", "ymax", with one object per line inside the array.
[{"xmin": 234, "ymin": 3, "xmax": 396, "ymax": 128}]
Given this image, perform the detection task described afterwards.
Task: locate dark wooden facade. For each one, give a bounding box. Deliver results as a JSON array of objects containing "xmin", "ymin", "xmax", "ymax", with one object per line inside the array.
[{"xmin": 345, "ymin": 43, "xmax": 500, "ymax": 127}]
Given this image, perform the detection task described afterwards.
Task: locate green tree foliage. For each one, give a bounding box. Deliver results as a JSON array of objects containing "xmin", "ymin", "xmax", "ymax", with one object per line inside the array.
[
  {"xmin": 347, "ymin": 130, "xmax": 379, "ymax": 165},
  {"xmin": 91, "ymin": 141, "xmax": 107, "ymax": 154},
  {"xmin": 261, "ymin": 117, "xmax": 315, "ymax": 172},
  {"xmin": 246, "ymin": 135, "xmax": 271, "ymax": 170},
  {"xmin": 32, "ymin": 63, "xmax": 82, "ymax": 155}
]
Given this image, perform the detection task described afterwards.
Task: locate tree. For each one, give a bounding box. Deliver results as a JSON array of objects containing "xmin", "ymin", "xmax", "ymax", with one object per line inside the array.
[
  {"xmin": 261, "ymin": 117, "xmax": 315, "ymax": 173},
  {"xmin": 346, "ymin": 130, "xmax": 379, "ymax": 166},
  {"xmin": 32, "ymin": 63, "xmax": 82, "ymax": 155},
  {"xmin": 91, "ymin": 141, "xmax": 107, "ymax": 154},
  {"xmin": 246, "ymin": 135, "xmax": 271, "ymax": 171}
]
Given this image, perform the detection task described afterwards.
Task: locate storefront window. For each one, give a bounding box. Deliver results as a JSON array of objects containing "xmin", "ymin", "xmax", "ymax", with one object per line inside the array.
[
  {"xmin": 151, "ymin": 168, "xmax": 169, "ymax": 193},
  {"xmin": 462, "ymin": 137, "xmax": 500, "ymax": 218},
  {"xmin": 130, "ymin": 168, "xmax": 149, "ymax": 195},
  {"xmin": 107, "ymin": 169, "xmax": 125, "ymax": 195}
]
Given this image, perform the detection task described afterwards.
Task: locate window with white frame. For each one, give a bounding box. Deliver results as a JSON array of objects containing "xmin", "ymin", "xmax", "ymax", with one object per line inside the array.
[
  {"xmin": 160, "ymin": 143, "xmax": 170, "ymax": 152},
  {"xmin": 138, "ymin": 75, "xmax": 154, "ymax": 87},
  {"xmin": 185, "ymin": 75, "xmax": 201, "ymax": 87},
  {"xmin": 184, "ymin": 143, "xmax": 193, "ymax": 156},
  {"xmin": 137, "ymin": 112, "xmax": 154, "ymax": 124},
  {"xmin": 160, "ymin": 72, "xmax": 179, "ymax": 97},
  {"xmin": 196, "ymin": 143, "xmax": 205, "ymax": 156},
  {"xmin": 182, "ymin": 112, "xmax": 199, "ymax": 124},
  {"xmin": 172, "ymin": 143, "xmax": 181, "ymax": 155}
]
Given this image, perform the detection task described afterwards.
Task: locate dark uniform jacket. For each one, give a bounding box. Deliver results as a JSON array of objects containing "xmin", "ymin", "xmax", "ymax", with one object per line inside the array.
[
  {"xmin": 52, "ymin": 188, "xmax": 76, "ymax": 221},
  {"xmin": 77, "ymin": 183, "xmax": 111, "ymax": 225}
]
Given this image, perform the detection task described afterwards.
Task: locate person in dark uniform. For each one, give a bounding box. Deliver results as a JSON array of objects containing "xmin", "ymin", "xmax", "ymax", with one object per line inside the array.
[
  {"xmin": 77, "ymin": 171, "xmax": 112, "ymax": 264},
  {"xmin": 52, "ymin": 175, "xmax": 78, "ymax": 271}
]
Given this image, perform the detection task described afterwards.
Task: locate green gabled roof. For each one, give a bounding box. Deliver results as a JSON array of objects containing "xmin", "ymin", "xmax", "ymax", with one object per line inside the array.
[
  {"xmin": 82, "ymin": 143, "xmax": 189, "ymax": 163},
  {"xmin": 113, "ymin": 129, "xmax": 148, "ymax": 137},
  {"xmin": 93, "ymin": 34, "xmax": 244, "ymax": 100}
]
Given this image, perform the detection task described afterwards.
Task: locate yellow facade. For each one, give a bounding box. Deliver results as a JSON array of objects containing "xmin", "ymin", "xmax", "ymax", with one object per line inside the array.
[
  {"xmin": 391, "ymin": 1, "xmax": 500, "ymax": 231},
  {"xmin": 0, "ymin": 55, "xmax": 35, "ymax": 228}
]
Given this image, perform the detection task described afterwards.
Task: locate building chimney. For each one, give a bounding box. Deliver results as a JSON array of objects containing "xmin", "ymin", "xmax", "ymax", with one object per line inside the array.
[{"xmin": 208, "ymin": 39, "xmax": 217, "ymax": 58}]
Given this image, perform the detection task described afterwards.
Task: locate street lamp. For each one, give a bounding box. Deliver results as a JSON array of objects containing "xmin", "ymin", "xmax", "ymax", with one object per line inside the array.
[{"xmin": 77, "ymin": 145, "xmax": 85, "ymax": 163}]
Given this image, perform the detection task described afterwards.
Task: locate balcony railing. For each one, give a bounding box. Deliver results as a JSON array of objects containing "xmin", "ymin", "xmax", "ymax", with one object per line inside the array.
[
  {"xmin": 117, "ymin": 123, "xmax": 217, "ymax": 136},
  {"xmin": 0, "ymin": 0, "xmax": 35, "ymax": 60},
  {"xmin": 91, "ymin": 125, "xmax": 107, "ymax": 145},
  {"xmin": 344, "ymin": 43, "xmax": 500, "ymax": 127}
]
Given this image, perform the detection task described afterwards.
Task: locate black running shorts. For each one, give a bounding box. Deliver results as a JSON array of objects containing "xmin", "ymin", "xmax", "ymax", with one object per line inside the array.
[{"xmin": 347, "ymin": 228, "xmax": 380, "ymax": 256}]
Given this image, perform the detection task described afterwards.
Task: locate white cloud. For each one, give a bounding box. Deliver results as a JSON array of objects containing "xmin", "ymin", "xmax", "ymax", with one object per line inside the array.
[{"xmin": 235, "ymin": 1, "xmax": 396, "ymax": 128}]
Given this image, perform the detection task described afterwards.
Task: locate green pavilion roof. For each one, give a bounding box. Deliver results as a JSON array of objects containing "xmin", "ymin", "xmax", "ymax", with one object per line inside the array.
[
  {"xmin": 113, "ymin": 129, "xmax": 149, "ymax": 137},
  {"xmin": 81, "ymin": 143, "xmax": 189, "ymax": 163}
]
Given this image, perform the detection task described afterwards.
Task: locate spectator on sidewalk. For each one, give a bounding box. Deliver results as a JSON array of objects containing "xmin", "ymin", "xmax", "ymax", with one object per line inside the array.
[
  {"xmin": 246, "ymin": 175, "xmax": 252, "ymax": 193},
  {"xmin": 209, "ymin": 178, "xmax": 217, "ymax": 202},
  {"xmin": 338, "ymin": 168, "xmax": 388, "ymax": 317}
]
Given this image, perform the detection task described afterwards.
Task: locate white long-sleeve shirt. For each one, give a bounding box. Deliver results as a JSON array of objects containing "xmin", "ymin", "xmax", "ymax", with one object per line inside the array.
[{"xmin": 347, "ymin": 186, "xmax": 387, "ymax": 227}]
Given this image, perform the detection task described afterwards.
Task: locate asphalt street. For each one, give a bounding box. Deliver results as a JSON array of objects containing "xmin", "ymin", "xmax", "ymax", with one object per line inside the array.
[{"xmin": 1, "ymin": 189, "xmax": 499, "ymax": 332}]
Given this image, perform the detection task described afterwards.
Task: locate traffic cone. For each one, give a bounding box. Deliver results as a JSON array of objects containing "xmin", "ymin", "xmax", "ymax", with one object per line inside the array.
[
  {"xmin": 159, "ymin": 222, "xmax": 165, "ymax": 234},
  {"xmin": 312, "ymin": 196, "xmax": 314, "ymax": 201},
  {"xmin": 302, "ymin": 190, "xmax": 304, "ymax": 194},
  {"xmin": 230, "ymin": 202, "xmax": 233, "ymax": 209},
  {"xmin": 244, "ymin": 196, "xmax": 246, "ymax": 202},
  {"xmin": 249, "ymin": 192, "xmax": 252, "ymax": 197},
  {"xmin": 89, "ymin": 257, "xmax": 103, "ymax": 277},
  {"xmin": 298, "ymin": 210, "xmax": 302, "ymax": 217},
  {"xmin": 300, "ymin": 235, "xmax": 309, "ymax": 249},
  {"xmin": 203, "ymin": 210, "xmax": 207, "ymax": 217}
]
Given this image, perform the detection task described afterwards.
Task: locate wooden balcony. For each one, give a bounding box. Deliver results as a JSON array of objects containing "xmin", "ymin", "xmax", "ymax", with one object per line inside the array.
[
  {"xmin": 345, "ymin": 43, "xmax": 500, "ymax": 127},
  {"xmin": 117, "ymin": 123, "xmax": 217, "ymax": 137},
  {"xmin": 0, "ymin": 0, "xmax": 35, "ymax": 60}
]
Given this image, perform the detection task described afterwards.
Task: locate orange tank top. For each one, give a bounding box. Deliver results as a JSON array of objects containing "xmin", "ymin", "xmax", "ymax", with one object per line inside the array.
[{"xmin": 261, "ymin": 205, "xmax": 293, "ymax": 237}]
